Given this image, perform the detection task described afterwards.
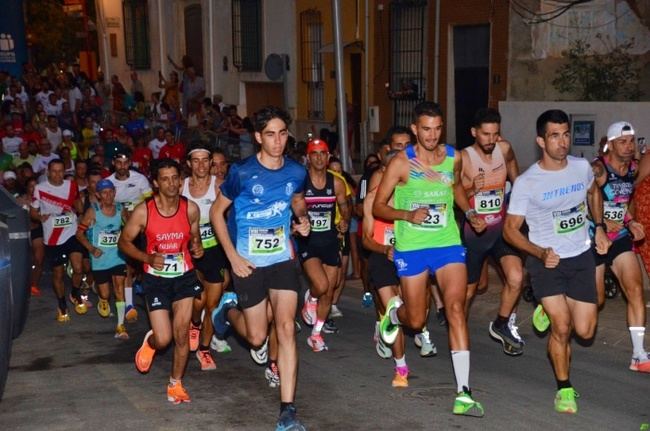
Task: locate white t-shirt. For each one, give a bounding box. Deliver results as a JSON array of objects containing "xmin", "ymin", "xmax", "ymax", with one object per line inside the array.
[
  {"xmin": 508, "ymin": 156, "xmax": 593, "ymax": 258},
  {"xmin": 31, "ymin": 179, "xmax": 79, "ymax": 246},
  {"xmin": 2, "ymin": 136, "xmax": 23, "ymax": 158},
  {"xmin": 108, "ymin": 170, "xmax": 152, "ymax": 211},
  {"xmin": 46, "ymin": 127, "xmax": 63, "ymax": 147},
  {"xmin": 35, "ymin": 90, "xmax": 53, "ymax": 107},
  {"xmin": 148, "ymin": 138, "xmax": 166, "ymax": 159}
]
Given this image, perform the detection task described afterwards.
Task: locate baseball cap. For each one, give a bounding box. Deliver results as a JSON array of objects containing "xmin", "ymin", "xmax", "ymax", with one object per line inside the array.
[
  {"xmin": 307, "ymin": 139, "xmax": 330, "ymax": 154},
  {"xmin": 3, "ymin": 171, "xmax": 16, "ymax": 181},
  {"xmin": 113, "ymin": 151, "xmax": 130, "ymax": 160},
  {"xmin": 607, "ymin": 121, "xmax": 635, "ymax": 142},
  {"xmin": 96, "ymin": 179, "xmax": 115, "ymax": 192},
  {"xmin": 62, "ymin": 129, "xmax": 74, "ymax": 137}
]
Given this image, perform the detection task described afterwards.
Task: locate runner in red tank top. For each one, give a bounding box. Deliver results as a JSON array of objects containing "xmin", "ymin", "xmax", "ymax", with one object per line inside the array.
[{"xmin": 118, "ymin": 158, "xmax": 204, "ymax": 404}]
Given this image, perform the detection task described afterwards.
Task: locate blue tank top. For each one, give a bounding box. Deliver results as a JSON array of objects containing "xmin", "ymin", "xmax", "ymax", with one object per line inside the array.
[{"xmin": 89, "ymin": 202, "xmax": 126, "ymax": 270}]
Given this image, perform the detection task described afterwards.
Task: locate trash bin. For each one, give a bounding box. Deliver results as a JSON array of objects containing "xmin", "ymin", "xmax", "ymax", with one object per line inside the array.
[
  {"xmin": 0, "ymin": 186, "xmax": 31, "ymax": 339},
  {"xmin": 0, "ymin": 219, "xmax": 13, "ymax": 399}
]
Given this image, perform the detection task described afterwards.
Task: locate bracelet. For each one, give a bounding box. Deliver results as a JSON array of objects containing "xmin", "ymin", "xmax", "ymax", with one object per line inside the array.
[
  {"xmin": 594, "ymin": 222, "xmax": 606, "ymax": 232},
  {"xmin": 465, "ymin": 209, "xmax": 478, "ymax": 219}
]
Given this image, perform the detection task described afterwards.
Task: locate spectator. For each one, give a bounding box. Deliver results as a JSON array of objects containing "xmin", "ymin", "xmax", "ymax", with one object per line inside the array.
[
  {"xmin": 159, "ymin": 70, "xmax": 180, "ymax": 115},
  {"xmin": 130, "ymin": 71, "xmax": 144, "ymax": 97},
  {"xmin": 180, "ymin": 66, "xmax": 205, "ymax": 116},
  {"xmin": 111, "ymin": 74, "xmax": 127, "ymax": 113}
]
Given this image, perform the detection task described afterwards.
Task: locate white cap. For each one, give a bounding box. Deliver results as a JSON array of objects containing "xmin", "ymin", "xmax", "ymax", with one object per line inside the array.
[
  {"xmin": 3, "ymin": 171, "xmax": 16, "ymax": 181},
  {"xmin": 607, "ymin": 121, "xmax": 635, "ymax": 142},
  {"xmin": 62, "ymin": 129, "xmax": 74, "ymax": 137}
]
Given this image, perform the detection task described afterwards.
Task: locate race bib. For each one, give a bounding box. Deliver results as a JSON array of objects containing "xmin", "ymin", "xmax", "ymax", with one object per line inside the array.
[
  {"xmin": 553, "ymin": 202, "xmax": 586, "ymax": 235},
  {"xmin": 200, "ymin": 222, "xmax": 217, "ymax": 248},
  {"xmin": 309, "ymin": 211, "xmax": 332, "ymax": 232},
  {"xmin": 475, "ymin": 189, "xmax": 504, "ymax": 215},
  {"xmin": 383, "ymin": 227, "xmax": 395, "ymax": 246},
  {"xmin": 152, "ymin": 253, "xmax": 185, "ymax": 278},
  {"xmin": 249, "ymin": 227, "xmax": 286, "ymax": 255},
  {"xmin": 53, "ymin": 213, "xmax": 73, "ymax": 228},
  {"xmin": 411, "ymin": 203, "xmax": 447, "ymax": 229},
  {"xmin": 98, "ymin": 230, "xmax": 119, "ymax": 247},
  {"xmin": 603, "ymin": 201, "xmax": 626, "ymax": 223}
]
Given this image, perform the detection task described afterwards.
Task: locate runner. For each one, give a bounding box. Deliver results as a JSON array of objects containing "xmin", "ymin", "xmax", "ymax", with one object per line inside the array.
[
  {"xmin": 298, "ymin": 138, "xmax": 349, "ymax": 352},
  {"xmin": 503, "ymin": 109, "xmax": 610, "ymax": 413},
  {"xmin": 30, "ymin": 159, "xmax": 87, "ymax": 321},
  {"xmin": 76, "ymin": 179, "xmax": 129, "ymax": 339},
  {"xmin": 108, "ymin": 151, "xmax": 153, "ymax": 322},
  {"xmin": 373, "ymin": 101, "xmax": 485, "ymax": 417},
  {"xmin": 210, "ymin": 106, "xmax": 309, "ymax": 430},
  {"xmin": 592, "ymin": 121, "xmax": 650, "ymax": 372},
  {"xmin": 182, "ymin": 144, "xmax": 227, "ymax": 370},
  {"xmin": 119, "ymin": 158, "xmax": 204, "ymax": 404},
  {"xmin": 459, "ymin": 107, "xmax": 525, "ymax": 355}
]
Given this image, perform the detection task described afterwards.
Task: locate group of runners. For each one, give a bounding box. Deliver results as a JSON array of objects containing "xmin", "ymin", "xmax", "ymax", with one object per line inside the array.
[{"xmin": 29, "ymin": 102, "xmax": 650, "ymax": 430}]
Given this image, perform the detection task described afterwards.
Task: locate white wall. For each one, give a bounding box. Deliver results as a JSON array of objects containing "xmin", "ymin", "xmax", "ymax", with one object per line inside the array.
[{"xmin": 499, "ymin": 101, "xmax": 650, "ymax": 169}]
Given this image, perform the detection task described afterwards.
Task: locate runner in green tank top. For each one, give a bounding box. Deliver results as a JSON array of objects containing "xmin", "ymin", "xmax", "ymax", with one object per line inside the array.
[{"xmin": 373, "ymin": 101, "xmax": 486, "ymax": 418}]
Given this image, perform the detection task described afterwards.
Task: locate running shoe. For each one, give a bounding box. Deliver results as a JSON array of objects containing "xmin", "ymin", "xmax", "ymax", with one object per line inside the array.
[
  {"xmin": 212, "ymin": 292, "xmax": 238, "ymax": 338},
  {"xmin": 414, "ymin": 329, "xmax": 437, "ymax": 357},
  {"xmin": 630, "ymin": 354, "xmax": 650, "ymax": 373},
  {"xmin": 436, "ymin": 307, "xmax": 447, "ymax": 326},
  {"xmin": 133, "ymin": 280, "xmax": 144, "ymax": 296},
  {"xmin": 373, "ymin": 321, "xmax": 380, "ymax": 343},
  {"xmin": 31, "ymin": 285, "xmax": 41, "ymax": 296},
  {"xmin": 114, "ymin": 324, "xmax": 129, "ymax": 340},
  {"xmin": 167, "ymin": 381, "xmax": 191, "ymax": 404},
  {"xmin": 196, "ymin": 349, "xmax": 217, "ymax": 371},
  {"xmin": 189, "ymin": 323, "xmax": 201, "ymax": 352},
  {"xmin": 295, "ymin": 319, "xmax": 302, "ymax": 333},
  {"xmin": 453, "ymin": 387, "xmax": 485, "ymax": 417},
  {"xmin": 250, "ymin": 337, "xmax": 269, "ymax": 365},
  {"xmin": 361, "ymin": 292, "xmax": 374, "ymax": 308},
  {"xmin": 135, "ymin": 330, "xmax": 156, "ymax": 373},
  {"xmin": 554, "ymin": 387, "xmax": 578, "ymax": 414},
  {"xmin": 68, "ymin": 294, "xmax": 88, "ymax": 315},
  {"xmin": 533, "ymin": 304, "xmax": 550, "ymax": 332},
  {"xmin": 301, "ymin": 290, "xmax": 317, "ymax": 326},
  {"xmin": 125, "ymin": 304, "xmax": 138, "ymax": 322},
  {"xmin": 307, "ymin": 333, "xmax": 328, "ymax": 352},
  {"xmin": 97, "ymin": 299, "xmax": 110, "ymax": 318},
  {"xmin": 56, "ymin": 308, "xmax": 70, "ymax": 323},
  {"xmin": 376, "ymin": 336, "xmax": 393, "ymax": 359},
  {"xmin": 391, "ymin": 365, "xmax": 409, "ymax": 388},
  {"xmin": 329, "ymin": 304, "xmax": 343, "ymax": 318},
  {"xmin": 276, "ymin": 405, "xmax": 306, "ymax": 431},
  {"xmin": 265, "ymin": 362, "xmax": 280, "ymax": 388},
  {"xmin": 379, "ymin": 296, "xmax": 403, "ymax": 345},
  {"xmin": 489, "ymin": 321, "xmax": 524, "ymax": 356},
  {"xmin": 210, "ymin": 335, "xmax": 232, "ymax": 353},
  {"xmin": 508, "ymin": 313, "xmax": 525, "ymax": 345},
  {"xmin": 323, "ymin": 319, "xmax": 339, "ymax": 334}
]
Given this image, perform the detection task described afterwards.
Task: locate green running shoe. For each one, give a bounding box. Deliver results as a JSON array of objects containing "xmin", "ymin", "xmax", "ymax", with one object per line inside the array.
[
  {"xmin": 453, "ymin": 388, "xmax": 484, "ymax": 417},
  {"xmin": 554, "ymin": 387, "xmax": 579, "ymax": 414},
  {"xmin": 379, "ymin": 296, "xmax": 402, "ymax": 345},
  {"xmin": 533, "ymin": 304, "xmax": 550, "ymax": 332}
]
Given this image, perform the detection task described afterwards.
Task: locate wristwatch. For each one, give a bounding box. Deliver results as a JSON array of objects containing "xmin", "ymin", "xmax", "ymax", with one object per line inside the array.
[{"xmin": 465, "ymin": 209, "xmax": 478, "ymax": 219}]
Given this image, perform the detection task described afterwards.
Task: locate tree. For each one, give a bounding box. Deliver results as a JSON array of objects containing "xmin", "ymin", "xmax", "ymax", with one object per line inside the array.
[{"xmin": 552, "ymin": 36, "xmax": 642, "ymax": 101}]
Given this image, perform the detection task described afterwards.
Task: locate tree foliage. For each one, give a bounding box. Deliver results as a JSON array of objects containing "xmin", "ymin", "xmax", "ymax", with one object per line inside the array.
[{"xmin": 552, "ymin": 36, "xmax": 642, "ymax": 101}]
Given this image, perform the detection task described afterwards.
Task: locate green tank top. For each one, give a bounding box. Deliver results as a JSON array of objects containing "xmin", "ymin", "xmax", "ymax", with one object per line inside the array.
[{"xmin": 394, "ymin": 145, "xmax": 461, "ymax": 251}]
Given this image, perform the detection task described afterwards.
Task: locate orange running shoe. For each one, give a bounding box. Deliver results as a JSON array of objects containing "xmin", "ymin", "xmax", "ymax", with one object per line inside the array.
[
  {"xmin": 391, "ymin": 365, "xmax": 409, "ymax": 388},
  {"xmin": 68, "ymin": 294, "xmax": 88, "ymax": 315},
  {"xmin": 125, "ymin": 304, "xmax": 138, "ymax": 322},
  {"xmin": 135, "ymin": 330, "xmax": 156, "ymax": 373},
  {"xmin": 196, "ymin": 349, "xmax": 217, "ymax": 371},
  {"xmin": 31, "ymin": 285, "xmax": 41, "ymax": 296},
  {"xmin": 167, "ymin": 381, "xmax": 191, "ymax": 404},
  {"xmin": 189, "ymin": 323, "xmax": 200, "ymax": 352}
]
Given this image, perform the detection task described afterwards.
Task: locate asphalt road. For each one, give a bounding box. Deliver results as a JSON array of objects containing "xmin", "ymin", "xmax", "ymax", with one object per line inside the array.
[{"xmin": 1, "ymin": 272, "xmax": 649, "ymax": 431}]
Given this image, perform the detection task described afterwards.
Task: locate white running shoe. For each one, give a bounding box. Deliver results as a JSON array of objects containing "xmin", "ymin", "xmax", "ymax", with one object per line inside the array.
[
  {"xmin": 376, "ymin": 336, "xmax": 392, "ymax": 359},
  {"xmin": 414, "ymin": 329, "xmax": 437, "ymax": 357},
  {"xmin": 210, "ymin": 335, "xmax": 232, "ymax": 353},
  {"xmin": 329, "ymin": 304, "xmax": 343, "ymax": 319},
  {"xmin": 508, "ymin": 313, "xmax": 525, "ymax": 345},
  {"xmin": 250, "ymin": 337, "xmax": 269, "ymax": 365}
]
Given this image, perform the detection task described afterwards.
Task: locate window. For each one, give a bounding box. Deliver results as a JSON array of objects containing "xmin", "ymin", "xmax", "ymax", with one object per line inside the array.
[
  {"xmin": 389, "ymin": 0, "xmax": 427, "ymax": 127},
  {"xmin": 123, "ymin": 0, "xmax": 150, "ymax": 70},
  {"xmin": 232, "ymin": 0, "xmax": 262, "ymax": 72},
  {"xmin": 300, "ymin": 9, "xmax": 324, "ymax": 120}
]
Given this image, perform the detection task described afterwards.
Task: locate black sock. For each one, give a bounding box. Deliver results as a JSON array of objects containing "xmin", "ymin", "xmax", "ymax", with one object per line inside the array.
[
  {"xmin": 494, "ymin": 314, "xmax": 509, "ymax": 329},
  {"xmin": 57, "ymin": 297, "xmax": 67, "ymax": 311},
  {"xmin": 191, "ymin": 319, "xmax": 201, "ymax": 328},
  {"xmin": 280, "ymin": 402, "xmax": 294, "ymax": 414},
  {"xmin": 556, "ymin": 379, "xmax": 572, "ymax": 390},
  {"xmin": 71, "ymin": 287, "xmax": 81, "ymax": 300},
  {"xmin": 199, "ymin": 344, "xmax": 209, "ymax": 351}
]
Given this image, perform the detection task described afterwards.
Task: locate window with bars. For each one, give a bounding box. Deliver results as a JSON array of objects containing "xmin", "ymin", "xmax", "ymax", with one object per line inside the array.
[
  {"xmin": 300, "ymin": 9, "xmax": 324, "ymax": 120},
  {"xmin": 232, "ymin": 0, "xmax": 262, "ymax": 72},
  {"xmin": 123, "ymin": 0, "xmax": 150, "ymax": 70},
  {"xmin": 389, "ymin": 0, "xmax": 427, "ymax": 127}
]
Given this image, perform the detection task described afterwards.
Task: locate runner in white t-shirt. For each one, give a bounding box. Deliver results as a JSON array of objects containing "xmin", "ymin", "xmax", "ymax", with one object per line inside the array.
[
  {"xmin": 30, "ymin": 159, "xmax": 88, "ymax": 322},
  {"xmin": 148, "ymin": 127, "xmax": 167, "ymax": 159},
  {"xmin": 503, "ymin": 109, "xmax": 610, "ymax": 415}
]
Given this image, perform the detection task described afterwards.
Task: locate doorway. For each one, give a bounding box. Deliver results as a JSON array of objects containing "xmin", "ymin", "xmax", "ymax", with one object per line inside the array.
[{"xmin": 184, "ymin": 5, "xmax": 204, "ymax": 76}]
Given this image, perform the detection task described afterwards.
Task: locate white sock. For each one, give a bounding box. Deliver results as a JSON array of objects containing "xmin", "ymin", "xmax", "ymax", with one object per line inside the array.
[
  {"xmin": 312, "ymin": 319, "xmax": 325, "ymax": 335},
  {"xmin": 125, "ymin": 287, "xmax": 133, "ymax": 306},
  {"xmin": 389, "ymin": 307, "xmax": 401, "ymax": 325},
  {"xmin": 116, "ymin": 301, "xmax": 125, "ymax": 326},
  {"xmin": 630, "ymin": 327, "xmax": 646, "ymax": 358},
  {"xmin": 394, "ymin": 355, "xmax": 406, "ymax": 368},
  {"xmin": 451, "ymin": 350, "xmax": 470, "ymax": 393}
]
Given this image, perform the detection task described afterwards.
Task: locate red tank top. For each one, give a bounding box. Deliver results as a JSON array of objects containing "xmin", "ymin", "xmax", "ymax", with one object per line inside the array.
[{"xmin": 144, "ymin": 196, "xmax": 194, "ymax": 278}]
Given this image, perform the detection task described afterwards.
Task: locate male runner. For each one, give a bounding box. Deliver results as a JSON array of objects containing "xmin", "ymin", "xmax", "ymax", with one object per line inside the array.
[
  {"xmin": 373, "ymin": 101, "xmax": 486, "ymax": 417},
  {"xmin": 592, "ymin": 121, "xmax": 650, "ymax": 372},
  {"xmin": 76, "ymin": 179, "xmax": 129, "ymax": 339},
  {"xmin": 182, "ymin": 144, "xmax": 227, "ymax": 370},
  {"xmin": 210, "ymin": 106, "xmax": 309, "ymax": 431},
  {"xmin": 504, "ymin": 109, "xmax": 610, "ymax": 413},
  {"xmin": 459, "ymin": 108, "xmax": 525, "ymax": 355},
  {"xmin": 31, "ymin": 159, "xmax": 87, "ymax": 321},
  {"xmin": 108, "ymin": 152, "xmax": 153, "ymax": 321},
  {"xmin": 298, "ymin": 138, "xmax": 349, "ymax": 352},
  {"xmin": 119, "ymin": 158, "xmax": 204, "ymax": 404}
]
